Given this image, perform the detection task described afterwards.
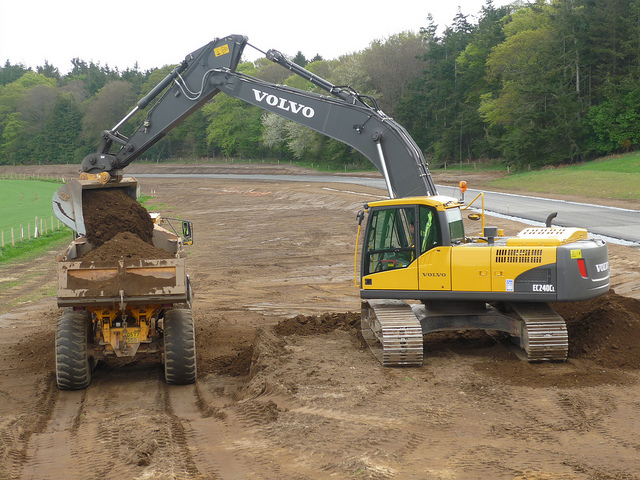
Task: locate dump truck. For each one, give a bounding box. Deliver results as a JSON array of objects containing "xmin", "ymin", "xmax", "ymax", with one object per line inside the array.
[{"xmin": 54, "ymin": 177, "xmax": 195, "ymax": 389}]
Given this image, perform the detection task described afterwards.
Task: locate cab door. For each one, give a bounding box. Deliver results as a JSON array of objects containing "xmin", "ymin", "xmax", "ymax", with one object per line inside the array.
[
  {"xmin": 417, "ymin": 206, "xmax": 452, "ymax": 291},
  {"xmin": 361, "ymin": 206, "xmax": 418, "ymax": 291},
  {"xmin": 418, "ymin": 247, "xmax": 452, "ymax": 291}
]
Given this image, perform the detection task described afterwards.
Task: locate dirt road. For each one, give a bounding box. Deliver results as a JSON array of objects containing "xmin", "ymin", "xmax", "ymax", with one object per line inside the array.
[{"xmin": 1, "ymin": 164, "xmax": 640, "ymax": 479}]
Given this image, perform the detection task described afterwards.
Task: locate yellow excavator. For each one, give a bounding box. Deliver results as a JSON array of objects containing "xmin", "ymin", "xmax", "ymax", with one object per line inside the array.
[
  {"xmin": 52, "ymin": 35, "xmax": 609, "ymax": 383},
  {"xmin": 356, "ymin": 194, "xmax": 609, "ymax": 365}
]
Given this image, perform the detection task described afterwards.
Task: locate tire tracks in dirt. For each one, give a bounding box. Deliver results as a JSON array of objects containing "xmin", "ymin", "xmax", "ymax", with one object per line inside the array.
[
  {"xmin": 12, "ymin": 363, "xmax": 212, "ymax": 479},
  {"xmin": 10, "ymin": 357, "xmax": 297, "ymax": 479},
  {"xmin": 0, "ymin": 375, "xmax": 58, "ymax": 480}
]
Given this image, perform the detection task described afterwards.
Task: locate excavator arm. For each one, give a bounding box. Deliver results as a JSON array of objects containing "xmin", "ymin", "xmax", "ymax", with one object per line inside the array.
[
  {"xmin": 54, "ymin": 34, "xmax": 437, "ymax": 234},
  {"xmin": 81, "ymin": 35, "xmax": 249, "ymax": 175}
]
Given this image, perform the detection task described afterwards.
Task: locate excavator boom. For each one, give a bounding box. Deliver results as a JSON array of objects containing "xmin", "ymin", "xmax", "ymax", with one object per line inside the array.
[{"xmin": 54, "ymin": 34, "xmax": 437, "ymax": 236}]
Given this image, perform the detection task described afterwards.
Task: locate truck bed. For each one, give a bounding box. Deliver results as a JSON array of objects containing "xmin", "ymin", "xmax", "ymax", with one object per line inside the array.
[
  {"xmin": 57, "ymin": 257, "xmax": 188, "ymax": 307},
  {"xmin": 56, "ymin": 224, "xmax": 189, "ymax": 307}
]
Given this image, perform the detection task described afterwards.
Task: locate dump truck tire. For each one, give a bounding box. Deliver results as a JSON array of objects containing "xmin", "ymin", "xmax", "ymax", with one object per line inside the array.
[
  {"xmin": 164, "ymin": 308, "xmax": 197, "ymax": 385},
  {"xmin": 55, "ymin": 310, "xmax": 92, "ymax": 390}
]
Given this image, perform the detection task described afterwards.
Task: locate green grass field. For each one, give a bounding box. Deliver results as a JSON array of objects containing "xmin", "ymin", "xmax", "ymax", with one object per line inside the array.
[
  {"xmin": 0, "ymin": 179, "xmax": 70, "ymax": 262},
  {"xmin": 0, "ymin": 179, "xmax": 63, "ymax": 234},
  {"xmin": 486, "ymin": 153, "xmax": 640, "ymax": 201}
]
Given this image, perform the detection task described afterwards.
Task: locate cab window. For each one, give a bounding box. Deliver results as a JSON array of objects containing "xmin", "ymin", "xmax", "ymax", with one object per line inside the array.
[
  {"xmin": 364, "ymin": 207, "xmax": 416, "ymax": 274},
  {"xmin": 445, "ymin": 207, "xmax": 465, "ymax": 243},
  {"xmin": 419, "ymin": 205, "xmax": 440, "ymax": 253}
]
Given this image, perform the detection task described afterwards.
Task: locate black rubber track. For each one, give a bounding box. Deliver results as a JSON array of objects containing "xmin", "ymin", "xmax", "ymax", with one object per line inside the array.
[
  {"xmin": 164, "ymin": 308, "xmax": 197, "ymax": 385},
  {"xmin": 55, "ymin": 309, "xmax": 92, "ymax": 390}
]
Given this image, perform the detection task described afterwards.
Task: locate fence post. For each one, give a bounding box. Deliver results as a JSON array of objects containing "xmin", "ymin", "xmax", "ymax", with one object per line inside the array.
[
  {"xmin": 20, "ymin": 225, "xmax": 23, "ymax": 242},
  {"xmin": 34, "ymin": 216, "xmax": 38, "ymax": 238},
  {"xmin": 28, "ymin": 223, "xmax": 31, "ymax": 240},
  {"xmin": 1, "ymin": 230, "xmax": 3, "ymax": 247},
  {"xmin": 11, "ymin": 228, "xmax": 14, "ymax": 247}
]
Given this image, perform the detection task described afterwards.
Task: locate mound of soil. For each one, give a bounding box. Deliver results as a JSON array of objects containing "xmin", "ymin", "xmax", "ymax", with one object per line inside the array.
[
  {"xmin": 82, "ymin": 188, "xmax": 154, "ymax": 248},
  {"xmin": 555, "ymin": 290, "xmax": 640, "ymax": 369},
  {"xmin": 208, "ymin": 346, "xmax": 254, "ymax": 377},
  {"xmin": 266, "ymin": 290, "xmax": 640, "ymax": 372},
  {"xmin": 273, "ymin": 312, "xmax": 360, "ymax": 336},
  {"xmin": 80, "ymin": 232, "xmax": 174, "ymax": 263}
]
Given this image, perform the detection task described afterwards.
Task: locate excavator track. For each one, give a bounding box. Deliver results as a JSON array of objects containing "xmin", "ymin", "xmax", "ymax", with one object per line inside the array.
[
  {"xmin": 510, "ymin": 303, "xmax": 568, "ymax": 362},
  {"xmin": 360, "ymin": 300, "xmax": 423, "ymax": 367}
]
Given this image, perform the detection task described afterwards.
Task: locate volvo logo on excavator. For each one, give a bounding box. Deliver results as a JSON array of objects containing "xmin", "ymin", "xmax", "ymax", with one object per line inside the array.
[{"xmin": 252, "ymin": 89, "xmax": 315, "ymax": 118}]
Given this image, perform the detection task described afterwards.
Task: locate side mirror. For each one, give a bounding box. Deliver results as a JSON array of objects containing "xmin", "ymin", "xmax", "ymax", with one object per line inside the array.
[
  {"xmin": 468, "ymin": 213, "xmax": 482, "ymax": 221},
  {"xmin": 182, "ymin": 221, "xmax": 193, "ymax": 245}
]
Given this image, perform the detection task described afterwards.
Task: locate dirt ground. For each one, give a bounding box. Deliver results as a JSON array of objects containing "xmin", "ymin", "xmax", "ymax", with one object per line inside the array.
[{"xmin": 1, "ymin": 163, "xmax": 640, "ymax": 480}]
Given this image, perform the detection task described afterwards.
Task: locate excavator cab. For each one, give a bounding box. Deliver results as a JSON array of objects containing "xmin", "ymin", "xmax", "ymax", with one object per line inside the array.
[
  {"xmin": 363, "ymin": 206, "xmax": 416, "ymax": 274},
  {"xmin": 361, "ymin": 198, "xmax": 451, "ymax": 277}
]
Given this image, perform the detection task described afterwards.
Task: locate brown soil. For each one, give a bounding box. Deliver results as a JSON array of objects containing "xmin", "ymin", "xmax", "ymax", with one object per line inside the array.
[
  {"xmin": 79, "ymin": 187, "xmax": 172, "ymax": 262},
  {"xmin": 80, "ymin": 231, "xmax": 174, "ymax": 262},
  {"xmin": 82, "ymin": 188, "xmax": 154, "ymax": 248},
  {"xmin": 273, "ymin": 311, "xmax": 361, "ymax": 336},
  {"xmin": 1, "ymin": 164, "xmax": 640, "ymax": 479},
  {"xmin": 558, "ymin": 290, "xmax": 640, "ymax": 369}
]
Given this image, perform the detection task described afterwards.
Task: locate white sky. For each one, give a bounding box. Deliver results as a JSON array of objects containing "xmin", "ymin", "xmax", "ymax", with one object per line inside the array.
[{"xmin": 1, "ymin": 0, "xmax": 516, "ymax": 74}]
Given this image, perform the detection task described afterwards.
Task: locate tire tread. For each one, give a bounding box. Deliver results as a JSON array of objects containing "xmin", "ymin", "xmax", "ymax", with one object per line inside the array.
[
  {"xmin": 164, "ymin": 308, "xmax": 197, "ymax": 385},
  {"xmin": 55, "ymin": 311, "xmax": 92, "ymax": 390}
]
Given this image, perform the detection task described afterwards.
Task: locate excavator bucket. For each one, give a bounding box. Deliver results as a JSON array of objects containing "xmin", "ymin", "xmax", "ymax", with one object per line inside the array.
[{"xmin": 52, "ymin": 175, "xmax": 138, "ymax": 236}]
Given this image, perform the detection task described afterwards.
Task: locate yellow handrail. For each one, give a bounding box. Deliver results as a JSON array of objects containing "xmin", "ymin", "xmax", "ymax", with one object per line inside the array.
[
  {"xmin": 460, "ymin": 192, "xmax": 485, "ymax": 233},
  {"xmin": 354, "ymin": 221, "xmax": 362, "ymax": 287}
]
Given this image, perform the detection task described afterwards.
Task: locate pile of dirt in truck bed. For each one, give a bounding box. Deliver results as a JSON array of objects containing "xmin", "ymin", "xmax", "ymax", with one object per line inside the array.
[
  {"xmin": 80, "ymin": 231, "xmax": 174, "ymax": 262},
  {"xmin": 82, "ymin": 188, "xmax": 154, "ymax": 248}
]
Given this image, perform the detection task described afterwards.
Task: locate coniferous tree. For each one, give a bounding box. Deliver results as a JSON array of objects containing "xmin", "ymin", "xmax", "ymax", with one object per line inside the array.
[{"xmin": 37, "ymin": 93, "xmax": 83, "ymax": 163}]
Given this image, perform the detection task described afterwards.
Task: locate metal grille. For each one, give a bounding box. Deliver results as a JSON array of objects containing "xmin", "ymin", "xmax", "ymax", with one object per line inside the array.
[
  {"xmin": 517, "ymin": 268, "xmax": 552, "ymax": 283},
  {"xmin": 495, "ymin": 248, "xmax": 543, "ymax": 264}
]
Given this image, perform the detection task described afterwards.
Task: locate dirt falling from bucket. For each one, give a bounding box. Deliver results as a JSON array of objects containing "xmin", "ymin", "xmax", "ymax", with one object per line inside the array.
[{"xmin": 82, "ymin": 188, "xmax": 154, "ymax": 248}]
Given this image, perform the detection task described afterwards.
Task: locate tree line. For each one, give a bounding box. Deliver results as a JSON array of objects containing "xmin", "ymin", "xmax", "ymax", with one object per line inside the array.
[{"xmin": 2, "ymin": 0, "xmax": 640, "ymax": 170}]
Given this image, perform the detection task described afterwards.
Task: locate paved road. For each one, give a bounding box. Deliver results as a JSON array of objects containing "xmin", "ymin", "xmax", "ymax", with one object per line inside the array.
[
  {"xmin": 456, "ymin": 187, "xmax": 640, "ymax": 246},
  {"xmin": 134, "ymin": 173, "xmax": 640, "ymax": 245}
]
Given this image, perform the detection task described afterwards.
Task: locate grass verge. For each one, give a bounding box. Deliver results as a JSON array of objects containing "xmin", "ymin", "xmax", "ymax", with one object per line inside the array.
[
  {"xmin": 0, "ymin": 228, "xmax": 72, "ymax": 264},
  {"xmin": 487, "ymin": 154, "xmax": 640, "ymax": 201}
]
